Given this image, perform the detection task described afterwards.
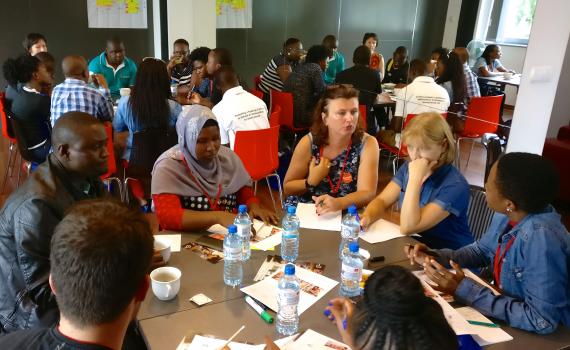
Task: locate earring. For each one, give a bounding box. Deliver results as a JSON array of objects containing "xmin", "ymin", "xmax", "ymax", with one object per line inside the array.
[{"xmin": 506, "ymin": 207, "xmax": 513, "ymax": 213}]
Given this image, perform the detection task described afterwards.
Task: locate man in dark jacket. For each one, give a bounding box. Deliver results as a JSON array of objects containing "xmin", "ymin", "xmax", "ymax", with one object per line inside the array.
[{"xmin": 0, "ymin": 111, "xmax": 108, "ymax": 333}]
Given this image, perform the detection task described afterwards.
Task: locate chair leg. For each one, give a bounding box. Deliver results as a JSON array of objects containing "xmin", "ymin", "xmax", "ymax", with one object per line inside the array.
[
  {"xmin": 265, "ymin": 177, "xmax": 277, "ymax": 213},
  {"xmin": 456, "ymin": 138, "xmax": 462, "ymax": 170},
  {"xmin": 266, "ymin": 173, "xmax": 284, "ymax": 210},
  {"xmin": 465, "ymin": 139, "xmax": 476, "ymax": 170},
  {"xmin": 1, "ymin": 142, "xmax": 16, "ymax": 194},
  {"xmin": 253, "ymin": 180, "xmax": 258, "ymax": 196},
  {"xmin": 16, "ymin": 155, "xmax": 23, "ymax": 188}
]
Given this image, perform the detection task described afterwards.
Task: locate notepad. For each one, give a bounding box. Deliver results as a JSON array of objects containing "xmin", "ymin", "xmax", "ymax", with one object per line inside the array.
[
  {"xmin": 457, "ymin": 307, "xmax": 513, "ymax": 346},
  {"xmin": 287, "ymin": 329, "xmax": 350, "ymax": 349},
  {"xmin": 296, "ymin": 203, "xmax": 341, "ymax": 231},
  {"xmin": 360, "ymin": 219, "xmax": 404, "ymax": 243}
]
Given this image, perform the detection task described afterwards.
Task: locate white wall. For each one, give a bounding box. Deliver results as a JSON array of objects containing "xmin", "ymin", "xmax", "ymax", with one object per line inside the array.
[
  {"xmin": 498, "ymin": 45, "xmax": 526, "ymax": 105},
  {"xmin": 547, "ymin": 36, "xmax": 570, "ymax": 137},
  {"xmin": 507, "ymin": 0, "xmax": 570, "ymax": 154},
  {"xmin": 441, "ymin": 0, "xmax": 462, "ymax": 49},
  {"xmin": 166, "ymin": 0, "xmax": 216, "ymax": 53}
]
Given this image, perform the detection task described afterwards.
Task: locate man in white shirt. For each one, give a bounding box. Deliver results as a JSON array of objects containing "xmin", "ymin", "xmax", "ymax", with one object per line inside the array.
[
  {"xmin": 394, "ymin": 59, "xmax": 450, "ymax": 119},
  {"xmin": 212, "ymin": 66, "xmax": 269, "ymax": 149}
]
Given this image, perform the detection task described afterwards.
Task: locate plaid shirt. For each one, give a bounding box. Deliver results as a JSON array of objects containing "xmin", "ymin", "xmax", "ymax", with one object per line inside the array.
[
  {"xmin": 50, "ymin": 78, "xmax": 114, "ymax": 126},
  {"xmin": 464, "ymin": 63, "xmax": 481, "ymax": 105}
]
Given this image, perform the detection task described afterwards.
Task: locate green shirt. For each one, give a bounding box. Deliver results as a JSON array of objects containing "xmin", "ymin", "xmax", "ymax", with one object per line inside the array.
[
  {"xmin": 88, "ymin": 52, "xmax": 137, "ymax": 99},
  {"xmin": 324, "ymin": 51, "xmax": 345, "ymax": 85}
]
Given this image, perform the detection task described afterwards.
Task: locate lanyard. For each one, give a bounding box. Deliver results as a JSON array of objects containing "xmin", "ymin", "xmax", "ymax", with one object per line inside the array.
[
  {"xmin": 493, "ymin": 228, "xmax": 517, "ymax": 288},
  {"xmin": 319, "ymin": 141, "xmax": 351, "ymax": 195},
  {"xmin": 183, "ymin": 161, "xmax": 222, "ymax": 211}
]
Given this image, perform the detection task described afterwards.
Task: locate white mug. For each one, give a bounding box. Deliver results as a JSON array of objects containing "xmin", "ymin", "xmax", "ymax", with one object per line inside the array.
[
  {"xmin": 503, "ymin": 72, "xmax": 514, "ymax": 80},
  {"xmin": 119, "ymin": 87, "xmax": 131, "ymax": 97},
  {"xmin": 154, "ymin": 237, "xmax": 172, "ymax": 263},
  {"xmin": 150, "ymin": 266, "xmax": 181, "ymax": 301}
]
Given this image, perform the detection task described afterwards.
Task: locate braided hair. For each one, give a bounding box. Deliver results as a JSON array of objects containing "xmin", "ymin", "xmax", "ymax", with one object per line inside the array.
[{"xmin": 351, "ymin": 266, "xmax": 458, "ymax": 350}]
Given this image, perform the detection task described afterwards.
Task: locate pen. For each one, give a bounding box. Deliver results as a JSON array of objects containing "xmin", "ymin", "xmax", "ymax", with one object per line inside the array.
[
  {"xmin": 467, "ymin": 320, "xmax": 499, "ymax": 328},
  {"xmin": 245, "ymin": 296, "xmax": 274, "ymax": 324},
  {"xmin": 369, "ymin": 256, "xmax": 385, "ymax": 263}
]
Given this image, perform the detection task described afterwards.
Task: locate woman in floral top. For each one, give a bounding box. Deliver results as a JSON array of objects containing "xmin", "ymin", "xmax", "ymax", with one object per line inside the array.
[{"xmin": 284, "ymin": 85, "xmax": 379, "ymax": 214}]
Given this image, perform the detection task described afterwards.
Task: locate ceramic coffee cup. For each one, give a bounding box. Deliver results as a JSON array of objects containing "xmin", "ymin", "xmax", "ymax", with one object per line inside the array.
[
  {"xmin": 119, "ymin": 87, "xmax": 131, "ymax": 97},
  {"xmin": 150, "ymin": 266, "xmax": 181, "ymax": 301},
  {"xmin": 503, "ymin": 72, "xmax": 514, "ymax": 80},
  {"xmin": 154, "ymin": 237, "xmax": 172, "ymax": 263}
]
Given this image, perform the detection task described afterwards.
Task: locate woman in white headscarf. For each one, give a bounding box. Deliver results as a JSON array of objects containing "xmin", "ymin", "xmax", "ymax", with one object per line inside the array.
[{"xmin": 151, "ymin": 105, "xmax": 278, "ymax": 231}]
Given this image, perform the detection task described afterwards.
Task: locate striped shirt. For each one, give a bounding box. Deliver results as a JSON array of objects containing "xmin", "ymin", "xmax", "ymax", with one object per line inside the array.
[
  {"xmin": 171, "ymin": 64, "xmax": 193, "ymax": 86},
  {"xmin": 259, "ymin": 53, "xmax": 294, "ymax": 93},
  {"xmin": 50, "ymin": 78, "xmax": 114, "ymax": 126}
]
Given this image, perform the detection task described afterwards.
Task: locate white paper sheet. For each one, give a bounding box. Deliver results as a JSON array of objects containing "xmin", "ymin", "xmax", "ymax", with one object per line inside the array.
[
  {"xmin": 87, "ymin": 0, "xmax": 148, "ymax": 29},
  {"xmin": 296, "ymin": 203, "xmax": 341, "ymax": 231},
  {"xmin": 207, "ymin": 221, "xmax": 282, "ymax": 251},
  {"xmin": 359, "ymin": 219, "xmax": 404, "ymax": 243},
  {"xmin": 284, "ymin": 329, "xmax": 350, "ymax": 350},
  {"xmin": 456, "ymin": 307, "xmax": 513, "ymax": 346},
  {"xmin": 178, "ymin": 334, "xmax": 295, "ymax": 350},
  {"xmin": 241, "ymin": 266, "xmax": 338, "ymax": 315},
  {"xmin": 155, "ymin": 234, "xmax": 181, "ymax": 252}
]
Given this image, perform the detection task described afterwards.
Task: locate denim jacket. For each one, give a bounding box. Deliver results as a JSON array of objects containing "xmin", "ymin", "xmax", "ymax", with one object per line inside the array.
[{"xmin": 436, "ymin": 206, "xmax": 570, "ymax": 334}]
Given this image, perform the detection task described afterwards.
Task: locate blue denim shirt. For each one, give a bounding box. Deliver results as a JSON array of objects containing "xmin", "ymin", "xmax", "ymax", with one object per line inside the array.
[
  {"xmin": 113, "ymin": 96, "xmax": 182, "ymax": 160},
  {"xmin": 393, "ymin": 162, "xmax": 473, "ymax": 249},
  {"xmin": 436, "ymin": 206, "xmax": 570, "ymax": 334}
]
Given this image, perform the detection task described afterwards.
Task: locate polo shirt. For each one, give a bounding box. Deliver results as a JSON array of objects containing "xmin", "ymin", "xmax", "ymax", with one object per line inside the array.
[
  {"xmin": 394, "ymin": 76, "xmax": 450, "ymax": 117},
  {"xmin": 88, "ymin": 52, "xmax": 137, "ymax": 99},
  {"xmin": 0, "ymin": 326, "xmax": 111, "ymax": 349},
  {"xmin": 212, "ymin": 86, "xmax": 269, "ymax": 149},
  {"xmin": 259, "ymin": 53, "xmax": 299, "ymax": 93},
  {"xmin": 324, "ymin": 51, "xmax": 345, "ymax": 85},
  {"xmin": 382, "ymin": 59, "xmax": 409, "ymax": 84},
  {"xmin": 393, "ymin": 162, "xmax": 473, "ymax": 249}
]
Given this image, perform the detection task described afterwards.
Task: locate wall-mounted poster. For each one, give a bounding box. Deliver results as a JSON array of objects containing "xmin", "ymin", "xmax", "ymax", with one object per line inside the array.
[
  {"xmin": 216, "ymin": 0, "xmax": 252, "ymax": 28},
  {"xmin": 87, "ymin": 0, "xmax": 147, "ymax": 29}
]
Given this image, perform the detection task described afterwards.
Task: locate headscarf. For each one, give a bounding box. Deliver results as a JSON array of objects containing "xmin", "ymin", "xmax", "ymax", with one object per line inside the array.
[{"xmin": 151, "ymin": 105, "xmax": 251, "ymax": 198}]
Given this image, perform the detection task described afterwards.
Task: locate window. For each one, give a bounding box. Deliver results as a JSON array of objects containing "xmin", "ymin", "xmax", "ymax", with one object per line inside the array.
[{"xmin": 475, "ymin": 0, "xmax": 537, "ymax": 46}]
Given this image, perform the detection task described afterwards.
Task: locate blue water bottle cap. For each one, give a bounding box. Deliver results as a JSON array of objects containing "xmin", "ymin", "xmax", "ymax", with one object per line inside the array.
[
  {"xmin": 228, "ymin": 225, "xmax": 237, "ymax": 234},
  {"xmin": 238, "ymin": 204, "xmax": 247, "ymax": 213},
  {"xmin": 284, "ymin": 263, "xmax": 295, "ymax": 275},
  {"xmin": 287, "ymin": 206, "xmax": 296, "ymax": 214},
  {"xmin": 348, "ymin": 242, "xmax": 359, "ymax": 253},
  {"xmin": 348, "ymin": 204, "xmax": 357, "ymax": 215}
]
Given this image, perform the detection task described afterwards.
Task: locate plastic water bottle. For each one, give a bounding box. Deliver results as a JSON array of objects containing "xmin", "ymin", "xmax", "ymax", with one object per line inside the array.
[
  {"xmin": 340, "ymin": 242, "xmax": 363, "ymax": 297},
  {"xmin": 234, "ymin": 204, "xmax": 252, "ymax": 260},
  {"xmin": 276, "ymin": 263, "xmax": 300, "ymax": 336},
  {"xmin": 339, "ymin": 204, "xmax": 360, "ymax": 259},
  {"xmin": 170, "ymin": 79, "xmax": 178, "ymax": 97},
  {"xmin": 281, "ymin": 206, "xmax": 300, "ymax": 262},
  {"xmin": 223, "ymin": 225, "xmax": 243, "ymax": 287}
]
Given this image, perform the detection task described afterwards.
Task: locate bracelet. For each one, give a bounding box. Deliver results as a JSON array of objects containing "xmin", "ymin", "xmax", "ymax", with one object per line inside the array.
[{"xmin": 305, "ymin": 179, "xmax": 315, "ymax": 191}]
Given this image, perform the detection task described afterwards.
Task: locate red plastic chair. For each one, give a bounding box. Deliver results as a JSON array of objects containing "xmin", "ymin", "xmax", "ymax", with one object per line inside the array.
[
  {"xmin": 270, "ymin": 105, "xmax": 281, "ymax": 128},
  {"xmin": 250, "ymin": 89, "xmax": 264, "ymax": 100},
  {"xmin": 253, "ymin": 75, "xmax": 262, "ymax": 90},
  {"xmin": 0, "ymin": 92, "xmax": 18, "ymax": 193},
  {"xmin": 234, "ymin": 126, "xmax": 283, "ymax": 211},
  {"xmin": 100, "ymin": 122, "xmax": 124, "ymax": 200},
  {"xmin": 457, "ymin": 96, "xmax": 502, "ymax": 170},
  {"xmin": 271, "ymin": 90, "xmax": 308, "ymax": 143},
  {"xmin": 359, "ymin": 105, "xmax": 367, "ymax": 131}
]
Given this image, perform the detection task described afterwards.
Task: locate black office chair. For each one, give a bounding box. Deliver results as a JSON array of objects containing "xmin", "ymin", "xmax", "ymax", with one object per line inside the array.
[
  {"xmin": 467, "ymin": 185, "xmax": 495, "ymax": 242},
  {"xmin": 124, "ymin": 128, "xmax": 178, "ymax": 204}
]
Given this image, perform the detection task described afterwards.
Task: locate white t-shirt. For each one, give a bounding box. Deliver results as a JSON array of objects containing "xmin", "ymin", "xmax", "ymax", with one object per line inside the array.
[
  {"xmin": 212, "ymin": 86, "xmax": 269, "ymax": 149},
  {"xmin": 394, "ymin": 76, "xmax": 450, "ymax": 117}
]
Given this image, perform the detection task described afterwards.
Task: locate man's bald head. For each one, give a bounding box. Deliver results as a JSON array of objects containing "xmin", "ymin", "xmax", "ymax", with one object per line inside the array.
[
  {"xmin": 62, "ymin": 55, "xmax": 88, "ymax": 80},
  {"xmin": 216, "ymin": 65, "xmax": 239, "ymax": 94},
  {"xmin": 453, "ymin": 47, "xmax": 469, "ymax": 65},
  {"xmin": 52, "ymin": 112, "xmax": 103, "ymax": 148},
  {"xmin": 52, "ymin": 112, "xmax": 109, "ymax": 178}
]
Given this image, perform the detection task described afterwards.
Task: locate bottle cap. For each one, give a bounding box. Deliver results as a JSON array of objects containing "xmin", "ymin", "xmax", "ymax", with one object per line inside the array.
[
  {"xmin": 348, "ymin": 242, "xmax": 359, "ymax": 253},
  {"xmin": 287, "ymin": 206, "xmax": 296, "ymax": 214},
  {"xmin": 228, "ymin": 225, "xmax": 237, "ymax": 234},
  {"xmin": 284, "ymin": 263, "xmax": 295, "ymax": 275},
  {"xmin": 238, "ymin": 204, "xmax": 247, "ymax": 213},
  {"xmin": 348, "ymin": 204, "xmax": 357, "ymax": 215}
]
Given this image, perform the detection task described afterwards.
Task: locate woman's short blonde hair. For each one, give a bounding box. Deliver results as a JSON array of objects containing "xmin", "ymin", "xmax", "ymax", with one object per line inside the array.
[{"xmin": 402, "ymin": 112, "xmax": 456, "ymax": 164}]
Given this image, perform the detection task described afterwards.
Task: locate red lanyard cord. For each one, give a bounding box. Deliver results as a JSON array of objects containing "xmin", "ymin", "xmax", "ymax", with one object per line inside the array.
[
  {"xmin": 319, "ymin": 141, "xmax": 352, "ymax": 195},
  {"xmin": 493, "ymin": 233, "xmax": 517, "ymax": 289}
]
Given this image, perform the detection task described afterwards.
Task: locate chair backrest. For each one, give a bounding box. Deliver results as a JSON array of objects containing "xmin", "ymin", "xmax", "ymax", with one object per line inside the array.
[
  {"xmin": 100, "ymin": 122, "xmax": 117, "ymax": 180},
  {"xmin": 358, "ymin": 105, "xmax": 367, "ymax": 131},
  {"xmin": 250, "ymin": 89, "xmax": 264, "ymax": 100},
  {"xmin": 234, "ymin": 126, "xmax": 280, "ymax": 180},
  {"xmin": 270, "ymin": 105, "xmax": 281, "ymax": 128},
  {"xmin": 484, "ymin": 135, "xmax": 503, "ymax": 183},
  {"xmin": 253, "ymin": 75, "xmax": 262, "ymax": 90},
  {"xmin": 464, "ymin": 96, "xmax": 502, "ymax": 136},
  {"xmin": 0, "ymin": 92, "xmax": 16, "ymax": 142},
  {"xmin": 270, "ymin": 90, "xmax": 296, "ymax": 130},
  {"xmin": 466, "ymin": 185, "xmax": 495, "ymax": 241}
]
